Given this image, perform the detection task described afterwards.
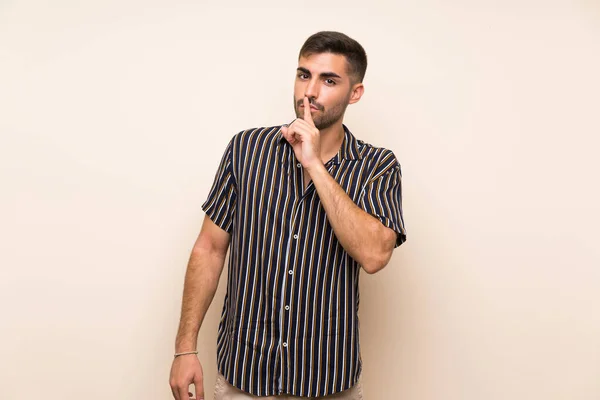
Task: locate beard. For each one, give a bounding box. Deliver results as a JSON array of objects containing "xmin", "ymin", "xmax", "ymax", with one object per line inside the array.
[{"xmin": 294, "ymin": 95, "xmax": 350, "ymax": 130}]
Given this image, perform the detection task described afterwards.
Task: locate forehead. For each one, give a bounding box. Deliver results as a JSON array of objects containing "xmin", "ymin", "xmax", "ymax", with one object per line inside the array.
[{"xmin": 298, "ymin": 53, "xmax": 349, "ymax": 78}]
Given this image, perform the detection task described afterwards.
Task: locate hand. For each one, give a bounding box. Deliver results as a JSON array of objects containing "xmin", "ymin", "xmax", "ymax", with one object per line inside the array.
[
  {"xmin": 169, "ymin": 354, "xmax": 204, "ymax": 400},
  {"xmin": 281, "ymin": 96, "xmax": 322, "ymax": 170}
]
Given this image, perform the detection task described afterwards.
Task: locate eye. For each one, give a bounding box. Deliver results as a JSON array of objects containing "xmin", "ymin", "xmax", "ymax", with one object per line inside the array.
[
  {"xmin": 298, "ymin": 73, "xmax": 309, "ymax": 80},
  {"xmin": 325, "ymin": 79, "xmax": 336, "ymax": 85}
]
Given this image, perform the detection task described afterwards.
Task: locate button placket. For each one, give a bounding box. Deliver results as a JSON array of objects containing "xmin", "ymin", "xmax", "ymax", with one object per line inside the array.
[{"xmin": 279, "ymin": 197, "xmax": 303, "ymax": 394}]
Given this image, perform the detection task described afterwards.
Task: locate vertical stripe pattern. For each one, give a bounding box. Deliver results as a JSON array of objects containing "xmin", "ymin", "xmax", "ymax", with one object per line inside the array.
[{"xmin": 201, "ymin": 124, "xmax": 407, "ymax": 397}]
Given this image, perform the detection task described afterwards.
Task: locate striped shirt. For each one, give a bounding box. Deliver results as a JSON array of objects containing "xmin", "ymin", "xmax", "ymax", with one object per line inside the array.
[{"xmin": 201, "ymin": 123, "xmax": 406, "ymax": 397}]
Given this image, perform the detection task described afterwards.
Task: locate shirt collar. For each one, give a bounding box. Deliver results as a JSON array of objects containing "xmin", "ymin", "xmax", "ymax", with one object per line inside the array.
[{"xmin": 277, "ymin": 123, "xmax": 362, "ymax": 163}]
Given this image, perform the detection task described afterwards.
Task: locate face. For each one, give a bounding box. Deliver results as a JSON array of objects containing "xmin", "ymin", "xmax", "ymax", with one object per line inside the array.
[{"xmin": 294, "ymin": 53, "xmax": 363, "ymax": 130}]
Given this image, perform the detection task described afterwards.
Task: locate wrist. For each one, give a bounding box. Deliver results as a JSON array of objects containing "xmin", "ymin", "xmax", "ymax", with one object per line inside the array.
[
  {"xmin": 175, "ymin": 347, "xmax": 197, "ymax": 353},
  {"xmin": 174, "ymin": 350, "xmax": 198, "ymax": 358},
  {"xmin": 305, "ymin": 160, "xmax": 326, "ymax": 174}
]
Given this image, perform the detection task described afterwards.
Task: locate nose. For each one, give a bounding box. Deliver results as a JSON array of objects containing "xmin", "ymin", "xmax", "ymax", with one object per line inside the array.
[{"xmin": 304, "ymin": 77, "xmax": 319, "ymax": 100}]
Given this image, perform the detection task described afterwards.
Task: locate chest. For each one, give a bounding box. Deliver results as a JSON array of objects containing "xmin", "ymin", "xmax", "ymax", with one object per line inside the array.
[{"xmin": 236, "ymin": 144, "xmax": 371, "ymax": 207}]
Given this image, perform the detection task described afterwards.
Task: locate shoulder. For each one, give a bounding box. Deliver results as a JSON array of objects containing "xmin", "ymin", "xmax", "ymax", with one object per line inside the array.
[
  {"xmin": 211, "ymin": 125, "xmax": 282, "ymax": 160},
  {"xmin": 231, "ymin": 125, "xmax": 283, "ymax": 150},
  {"xmin": 355, "ymin": 138, "xmax": 401, "ymax": 176}
]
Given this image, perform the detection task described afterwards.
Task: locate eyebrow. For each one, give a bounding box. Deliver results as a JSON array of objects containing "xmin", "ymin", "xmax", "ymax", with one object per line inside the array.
[{"xmin": 297, "ymin": 67, "xmax": 342, "ymax": 80}]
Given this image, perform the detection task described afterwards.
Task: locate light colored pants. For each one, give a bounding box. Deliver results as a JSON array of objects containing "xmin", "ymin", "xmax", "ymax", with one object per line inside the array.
[{"xmin": 213, "ymin": 372, "xmax": 364, "ymax": 400}]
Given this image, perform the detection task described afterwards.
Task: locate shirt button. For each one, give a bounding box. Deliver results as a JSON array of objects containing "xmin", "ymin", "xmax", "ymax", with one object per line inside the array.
[
  {"xmin": 288, "ymin": 270, "xmax": 293, "ymax": 275},
  {"xmin": 296, "ymin": 163, "xmax": 301, "ymax": 168},
  {"xmin": 293, "ymin": 234, "xmax": 298, "ymax": 239},
  {"xmin": 285, "ymin": 305, "xmax": 290, "ymax": 310},
  {"xmin": 283, "ymin": 342, "xmax": 288, "ymax": 347}
]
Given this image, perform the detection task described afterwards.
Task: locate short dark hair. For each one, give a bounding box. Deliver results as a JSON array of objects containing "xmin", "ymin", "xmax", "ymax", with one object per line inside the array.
[{"xmin": 299, "ymin": 31, "xmax": 368, "ymax": 83}]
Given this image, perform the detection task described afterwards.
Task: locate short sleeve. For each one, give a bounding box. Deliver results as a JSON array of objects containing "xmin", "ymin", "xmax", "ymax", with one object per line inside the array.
[
  {"xmin": 359, "ymin": 152, "xmax": 407, "ymax": 248},
  {"xmin": 201, "ymin": 137, "xmax": 237, "ymax": 233}
]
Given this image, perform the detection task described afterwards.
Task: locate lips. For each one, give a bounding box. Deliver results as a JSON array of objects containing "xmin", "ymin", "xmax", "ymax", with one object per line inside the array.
[{"xmin": 300, "ymin": 104, "xmax": 320, "ymax": 111}]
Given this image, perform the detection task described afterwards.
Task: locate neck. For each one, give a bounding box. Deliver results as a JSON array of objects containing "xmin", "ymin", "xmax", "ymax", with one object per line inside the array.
[{"xmin": 318, "ymin": 120, "xmax": 345, "ymax": 164}]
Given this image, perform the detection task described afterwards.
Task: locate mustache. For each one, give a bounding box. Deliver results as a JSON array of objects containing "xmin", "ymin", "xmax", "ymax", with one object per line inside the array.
[{"xmin": 297, "ymin": 98, "xmax": 324, "ymax": 111}]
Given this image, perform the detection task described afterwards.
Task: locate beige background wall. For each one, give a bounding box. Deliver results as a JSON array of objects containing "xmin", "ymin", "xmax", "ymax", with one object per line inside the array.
[{"xmin": 1, "ymin": 1, "xmax": 599, "ymax": 399}]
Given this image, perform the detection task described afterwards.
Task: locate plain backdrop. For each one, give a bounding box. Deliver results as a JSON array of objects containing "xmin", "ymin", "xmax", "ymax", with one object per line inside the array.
[{"xmin": 1, "ymin": 1, "xmax": 599, "ymax": 399}]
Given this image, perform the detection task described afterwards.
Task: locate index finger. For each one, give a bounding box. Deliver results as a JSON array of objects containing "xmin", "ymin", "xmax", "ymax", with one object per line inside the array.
[{"xmin": 303, "ymin": 96, "xmax": 314, "ymax": 125}]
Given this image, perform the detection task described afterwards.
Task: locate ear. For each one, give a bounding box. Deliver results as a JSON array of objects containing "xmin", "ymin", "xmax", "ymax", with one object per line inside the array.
[{"xmin": 348, "ymin": 83, "xmax": 364, "ymax": 105}]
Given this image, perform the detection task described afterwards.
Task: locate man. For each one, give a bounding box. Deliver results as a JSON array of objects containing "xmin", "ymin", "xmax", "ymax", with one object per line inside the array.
[{"xmin": 169, "ymin": 31, "xmax": 407, "ymax": 400}]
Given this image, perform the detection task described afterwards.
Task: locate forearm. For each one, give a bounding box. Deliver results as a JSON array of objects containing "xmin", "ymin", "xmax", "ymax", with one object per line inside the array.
[
  {"xmin": 307, "ymin": 164, "xmax": 391, "ymax": 271},
  {"xmin": 175, "ymin": 249, "xmax": 226, "ymax": 352}
]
